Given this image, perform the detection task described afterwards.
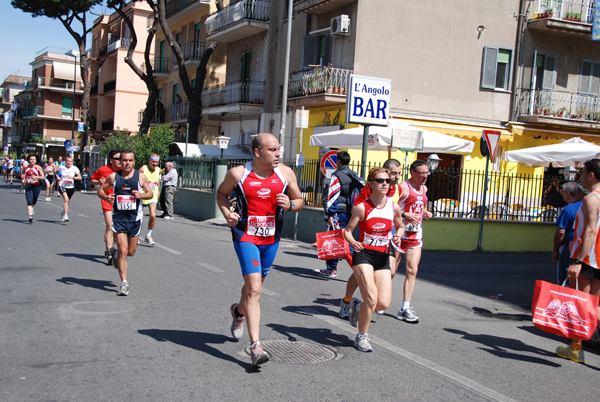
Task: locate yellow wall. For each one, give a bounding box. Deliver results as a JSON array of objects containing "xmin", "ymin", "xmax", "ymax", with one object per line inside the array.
[{"xmin": 423, "ymin": 218, "xmax": 555, "ymax": 252}]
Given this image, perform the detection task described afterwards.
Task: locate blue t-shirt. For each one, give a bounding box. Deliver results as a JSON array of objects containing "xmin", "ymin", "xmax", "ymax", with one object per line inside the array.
[{"xmin": 555, "ymin": 201, "xmax": 581, "ymax": 243}]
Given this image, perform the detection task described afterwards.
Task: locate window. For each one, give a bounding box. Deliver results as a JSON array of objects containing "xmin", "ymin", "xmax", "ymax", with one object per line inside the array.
[
  {"xmin": 302, "ymin": 35, "xmax": 331, "ymax": 70},
  {"xmin": 579, "ymin": 60, "xmax": 600, "ymax": 95},
  {"xmin": 176, "ymin": 32, "xmax": 182, "ymax": 45},
  {"xmin": 194, "ymin": 22, "xmax": 201, "ymax": 43},
  {"xmin": 172, "ymin": 84, "xmax": 179, "ymax": 104},
  {"xmin": 62, "ymin": 97, "xmax": 73, "ymax": 115},
  {"xmin": 481, "ymin": 46, "xmax": 513, "ymax": 90},
  {"xmin": 533, "ymin": 52, "xmax": 556, "ymax": 90}
]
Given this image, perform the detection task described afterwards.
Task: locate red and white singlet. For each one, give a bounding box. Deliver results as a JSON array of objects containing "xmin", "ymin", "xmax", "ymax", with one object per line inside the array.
[
  {"xmin": 398, "ymin": 180, "xmax": 428, "ymax": 241},
  {"xmin": 571, "ymin": 189, "xmax": 600, "ymax": 269},
  {"xmin": 232, "ymin": 162, "xmax": 288, "ymax": 245},
  {"xmin": 357, "ymin": 197, "xmax": 394, "ymax": 253},
  {"xmin": 24, "ymin": 166, "xmax": 40, "ymax": 185}
]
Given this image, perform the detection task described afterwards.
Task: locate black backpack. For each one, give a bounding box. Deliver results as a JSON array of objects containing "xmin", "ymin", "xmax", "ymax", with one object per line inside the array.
[{"xmin": 324, "ymin": 169, "xmax": 364, "ymax": 216}]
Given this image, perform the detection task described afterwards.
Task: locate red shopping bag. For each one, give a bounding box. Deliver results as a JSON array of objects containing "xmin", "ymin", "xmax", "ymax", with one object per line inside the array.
[
  {"xmin": 316, "ymin": 228, "xmax": 350, "ymax": 260},
  {"xmin": 531, "ymin": 280, "xmax": 600, "ymax": 340}
]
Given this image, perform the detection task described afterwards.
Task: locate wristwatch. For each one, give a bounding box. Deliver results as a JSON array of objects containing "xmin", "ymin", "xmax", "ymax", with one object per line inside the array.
[
  {"xmin": 402, "ymin": 212, "xmax": 406, "ymax": 218},
  {"xmin": 288, "ymin": 201, "xmax": 295, "ymax": 211},
  {"xmin": 569, "ymin": 258, "xmax": 583, "ymax": 265}
]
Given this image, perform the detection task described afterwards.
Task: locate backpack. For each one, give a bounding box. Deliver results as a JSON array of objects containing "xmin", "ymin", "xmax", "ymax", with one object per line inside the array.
[{"xmin": 324, "ymin": 169, "xmax": 364, "ymax": 216}]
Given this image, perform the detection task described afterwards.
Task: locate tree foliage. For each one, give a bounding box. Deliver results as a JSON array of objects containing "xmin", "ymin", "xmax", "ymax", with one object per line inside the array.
[{"xmin": 98, "ymin": 126, "xmax": 174, "ymax": 169}]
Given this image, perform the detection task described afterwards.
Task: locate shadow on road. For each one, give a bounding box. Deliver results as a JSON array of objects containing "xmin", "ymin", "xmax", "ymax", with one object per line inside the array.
[
  {"xmin": 444, "ymin": 328, "xmax": 562, "ymax": 367},
  {"xmin": 57, "ymin": 252, "xmax": 105, "ymax": 264},
  {"xmin": 271, "ymin": 264, "xmax": 347, "ymax": 282},
  {"xmin": 138, "ymin": 329, "xmax": 256, "ymax": 372},
  {"xmin": 56, "ymin": 277, "xmax": 116, "ymax": 293},
  {"xmin": 266, "ymin": 323, "xmax": 350, "ymax": 348}
]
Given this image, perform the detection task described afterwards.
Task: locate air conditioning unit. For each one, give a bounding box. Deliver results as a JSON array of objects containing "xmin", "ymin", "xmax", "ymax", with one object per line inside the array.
[{"xmin": 330, "ymin": 14, "xmax": 350, "ymax": 35}]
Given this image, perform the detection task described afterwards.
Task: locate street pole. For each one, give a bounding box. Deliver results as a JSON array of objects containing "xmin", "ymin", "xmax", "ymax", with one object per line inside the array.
[
  {"xmin": 71, "ymin": 54, "xmax": 76, "ymax": 157},
  {"xmin": 477, "ymin": 154, "xmax": 490, "ymax": 251},
  {"xmin": 360, "ymin": 125, "xmax": 370, "ymax": 178},
  {"xmin": 278, "ymin": 0, "xmax": 293, "ymax": 159}
]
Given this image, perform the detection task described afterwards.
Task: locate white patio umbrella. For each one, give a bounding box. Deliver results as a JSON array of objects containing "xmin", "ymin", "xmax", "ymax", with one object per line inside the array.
[
  {"xmin": 503, "ymin": 137, "xmax": 600, "ymax": 167},
  {"xmin": 309, "ymin": 120, "xmax": 475, "ymax": 154}
]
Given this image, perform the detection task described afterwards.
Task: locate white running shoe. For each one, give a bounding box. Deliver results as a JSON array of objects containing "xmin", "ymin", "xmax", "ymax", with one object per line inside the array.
[
  {"xmin": 375, "ymin": 310, "xmax": 385, "ymax": 315},
  {"xmin": 144, "ymin": 236, "xmax": 155, "ymax": 246},
  {"xmin": 349, "ymin": 298, "xmax": 361, "ymax": 327},
  {"xmin": 45, "ymin": 197, "xmax": 51, "ymax": 202},
  {"xmin": 397, "ymin": 307, "xmax": 419, "ymax": 323},
  {"xmin": 61, "ymin": 214, "xmax": 69, "ymax": 222},
  {"xmin": 117, "ymin": 282, "xmax": 129, "ymax": 296},
  {"xmin": 339, "ymin": 299, "xmax": 351, "ymax": 318},
  {"xmin": 230, "ymin": 303, "xmax": 245, "ymax": 340},
  {"xmin": 354, "ymin": 333, "xmax": 373, "ymax": 352}
]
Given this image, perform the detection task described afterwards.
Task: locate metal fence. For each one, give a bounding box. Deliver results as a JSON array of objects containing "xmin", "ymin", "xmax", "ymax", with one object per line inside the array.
[{"xmin": 170, "ymin": 157, "xmax": 564, "ymax": 222}]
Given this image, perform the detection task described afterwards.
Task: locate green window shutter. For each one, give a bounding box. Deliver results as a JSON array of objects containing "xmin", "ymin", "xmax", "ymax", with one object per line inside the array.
[
  {"xmin": 481, "ymin": 46, "xmax": 498, "ymax": 89},
  {"xmin": 62, "ymin": 97, "xmax": 73, "ymax": 114}
]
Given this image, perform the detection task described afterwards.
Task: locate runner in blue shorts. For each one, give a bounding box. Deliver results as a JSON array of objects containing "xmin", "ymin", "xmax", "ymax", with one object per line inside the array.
[
  {"xmin": 97, "ymin": 150, "xmax": 153, "ymax": 296},
  {"xmin": 217, "ymin": 133, "xmax": 304, "ymax": 367}
]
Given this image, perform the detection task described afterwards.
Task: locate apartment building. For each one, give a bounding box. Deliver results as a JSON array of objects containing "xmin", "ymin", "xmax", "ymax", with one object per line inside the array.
[
  {"xmin": 89, "ymin": 1, "xmax": 154, "ymax": 139},
  {"xmin": 11, "ymin": 47, "xmax": 83, "ymax": 159},
  {"xmin": 1, "ymin": 75, "xmax": 29, "ymax": 153}
]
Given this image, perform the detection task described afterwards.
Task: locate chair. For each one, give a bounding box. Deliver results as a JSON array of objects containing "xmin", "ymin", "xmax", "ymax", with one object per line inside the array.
[
  {"xmin": 467, "ymin": 205, "xmax": 487, "ymax": 219},
  {"xmin": 489, "ymin": 202, "xmax": 507, "ymax": 220},
  {"xmin": 510, "ymin": 204, "xmax": 525, "ymax": 221},
  {"xmin": 538, "ymin": 207, "xmax": 558, "ymax": 223},
  {"xmin": 437, "ymin": 198, "xmax": 459, "ymax": 217}
]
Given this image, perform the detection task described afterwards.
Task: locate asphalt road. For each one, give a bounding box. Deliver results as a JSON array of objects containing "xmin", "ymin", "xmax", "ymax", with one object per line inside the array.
[{"xmin": 1, "ymin": 181, "xmax": 599, "ymax": 402}]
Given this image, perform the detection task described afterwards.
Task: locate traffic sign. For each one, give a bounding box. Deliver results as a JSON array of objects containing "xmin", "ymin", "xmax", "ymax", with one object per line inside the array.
[
  {"xmin": 77, "ymin": 122, "xmax": 85, "ymax": 132},
  {"xmin": 481, "ymin": 130, "xmax": 501, "ymax": 160},
  {"xmin": 64, "ymin": 140, "xmax": 73, "ymax": 148},
  {"xmin": 320, "ymin": 150, "xmax": 338, "ymax": 176}
]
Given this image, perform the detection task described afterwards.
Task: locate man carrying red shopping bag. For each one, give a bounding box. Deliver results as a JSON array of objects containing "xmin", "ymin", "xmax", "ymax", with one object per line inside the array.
[{"xmin": 554, "ymin": 158, "xmax": 600, "ymax": 364}]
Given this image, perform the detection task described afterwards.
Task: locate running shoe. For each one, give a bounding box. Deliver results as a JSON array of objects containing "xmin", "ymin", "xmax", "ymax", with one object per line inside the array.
[
  {"xmin": 349, "ymin": 298, "xmax": 361, "ymax": 327},
  {"xmin": 144, "ymin": 236, "xmax": 155, "ymax": 246},
  {"xmin": 56, "ymin": 193, "xmax": 61, "ymax": 197},
  {"xmin": 117, "ymin": 282, "xmax": 129, "ymax": 296},
  {"xmin": 61, "ymin": 214, "xmax": 69, "ymax": 222},
  {"xmin": 230, "ymin": 303, "xmax": 245, "ymax": 340},
  {"xmin": 164, "ymin": 215, "xmax": 174, "ymax": 220},
  {"xmin": 111, "ymin": 248, "xmax": 118, "ymax": 269},
  {"xmin": 556, "ymin": 344, "xmax": 584, "ymax": 363},
  {"xmin": 375, "ymin": 310, "xmax": 385, "ymax": 315},
  {"xmin": 250, "ymin": 341, "xmax": 269, "ymax": 366},
  {"xmin": 354, "ymin": 333, "xmax": 373, "ymax": 352},
  {"xmin": 105, "ymin": 250, "xmax": 113, "ymax": 266},
  {"xmin": 28, "ymin": 217, "xmax": 34, "ymax": 224},
  {"xmin": 318, "ymin": 269, "xmax": 337, "ymax": 278},
  {"xmin": 45, "ymin": 197, "xmax": 51, "ymax": 202},
  {"xmin": 339, "ymin": 299, "xmax": 351, "ymax": 318},
  {"xmin": 397, "ymin": 307, "xmax": 419, "ymax": 323}
]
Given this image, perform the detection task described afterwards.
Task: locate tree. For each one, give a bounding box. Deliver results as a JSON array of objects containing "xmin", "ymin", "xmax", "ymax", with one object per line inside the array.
[
  {"xmin": 98, "ymin": 130, "xmax": 136, "ymax": 159},
  {"xmin": 12, "ymin": 0, "xmax": 101, "ymax": 149},
  {"xmin": 147, "ymin": 0, "xmax": 214, "ymax": 143},
  {"xmin": 133, "ymin": 125, "xmax": 175, "ymax": 168},
  {"xmin": 107, "ymin": 0, "xmax": 159, "ymax": 134}
]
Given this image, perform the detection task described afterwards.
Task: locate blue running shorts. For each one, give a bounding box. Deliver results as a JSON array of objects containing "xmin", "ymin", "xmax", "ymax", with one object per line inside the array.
[
  {"xmin": 233, "ymin": 241, "xmax": 279, "ymax": 278},
  {"xmin": 112, "ymin": 219, "xmax": 143, "ymax": 237}
]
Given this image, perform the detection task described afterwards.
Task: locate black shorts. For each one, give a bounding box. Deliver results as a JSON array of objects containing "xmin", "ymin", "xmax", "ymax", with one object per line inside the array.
[
  {"xmin": 581, "ymin": 263, "xmax": 600, "ymax": 281},
  {"xmin": 58, "ymin": 187, "xmax": 75, "ymax": 199},
  {"xmin": 353, "ymin": 248, "xmax": 390, "ymax": 271},
  {"xmin": 112, "ymin": 219, "xmax": 142, "ymax": 237},
  {"xmin": 46, "ymin": 175, "xmax": 55, "ymax": 184}
]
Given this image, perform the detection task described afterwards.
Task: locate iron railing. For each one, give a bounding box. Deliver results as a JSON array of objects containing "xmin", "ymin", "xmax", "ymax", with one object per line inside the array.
[
  {"xmin": 145, "ymin": 57, "xmax": 170, "ymax": 74},
  {"xmin": 529, "ymin": 0, "xmax": 595, "ymax": 23},
  {"xmin": 172, "ymin": 157, "xmax": 566, "ymax": 223},
  {"xmin": 202, "ymin": 80, "xmax": 265, "ymax": 107},
  {"xmin": 518, "ymin": 89, "xmax": 600, "ymax": 122},
  {"xmin": 205, "ymin": 0, "xmax": 270, "ymax": 35},
  {"xmin": 288, "ymin": 66, "xmax": 352, "ymax": 98},
  {"xmin": 173, "ymin": 41, "xmax": 207, "ymax": 65},
  {"xmin": 166, "ymin": 0, "xmax": 208, "ymax": 19},
  {"xmin": 170, "ymin": 101, "xmax": 189, "ymax": 121}
]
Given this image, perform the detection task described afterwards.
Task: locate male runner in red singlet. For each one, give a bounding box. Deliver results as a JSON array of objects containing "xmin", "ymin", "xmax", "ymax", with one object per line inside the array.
[
  {"xmin": 217, "ymin": 133, "xmax": 304, "ymax": 367},
  {"xmin": 395, "ymin": 160, "xmax": 433, "ymax": 323},
  {"xmin": 91, "ymin": 150, "xmax": 122, "ymax": 265},
  {"xmin": 555, "ymin": 158, "xmax": 600, "ymax": 364}
]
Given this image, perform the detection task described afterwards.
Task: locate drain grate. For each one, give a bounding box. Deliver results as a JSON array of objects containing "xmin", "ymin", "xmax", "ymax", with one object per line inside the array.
[{"xmin": 246, "ymin": 340, "xmax": 340, "ymax": 364}]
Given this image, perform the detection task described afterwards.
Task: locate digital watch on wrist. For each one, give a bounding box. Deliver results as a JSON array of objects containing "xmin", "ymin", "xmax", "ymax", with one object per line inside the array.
[{"xmin": 569, "ymin": 258, "xmax": 583, "ymax": 265}]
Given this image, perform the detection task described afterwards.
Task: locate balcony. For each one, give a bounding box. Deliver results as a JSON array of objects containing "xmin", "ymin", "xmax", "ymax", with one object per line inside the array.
[
  {"xmin": 30, "ymin": 105, "xmax": 81, "ymax": 121},
  {"xmin": 527, "ymin": 0, "xmax": 595, "ymax": 36},
  {"xmin": 518, "ymin": 89, "xmax": 600, "ymax": 129},
  {"xmin": 107, "ymin": 37, "xmax": 130, "ymax": 54},
  {"xmin": 166, "ymin": 0, "xmax": 210, "ymax": 20},
  {"xmin": 294, "ymin": 0, "xmax": 356, "ymax": 14},
  {"xmin": 172, "ymin": 42, "xmax": 208, "ymax": 67},
  {"xmin": 101, "ymin": 119, "xmax": 114, "ymax": 131},
  {"xmin": 201, "ymin": 80, "xmax": 265, "ymax": 115},
  {"xmin": 170, "ymin": 101, "xmax": 189, "ymax": 122},
  {"xmin": 205, "ymin": 0, "xmax": 270, "ymax": 43},
  {"xmin": 144, "ymin": 57, "xmax": 170, "ymax": 76},
  {"xmin": 9, "ymin": 135, "xmax": 20, "ymax": 143},
  {"xmin": 288, "ymin": 66, "xmax": 352, "ymax": 107},
  {"xmin": 34, "ymin": 77, "xmax": 83, "ymax": 93}
]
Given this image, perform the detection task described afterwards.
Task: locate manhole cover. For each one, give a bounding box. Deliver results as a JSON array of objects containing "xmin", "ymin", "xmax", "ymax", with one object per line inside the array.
[{"xmin": 245, "ymin": 340, "xmax": 340, "ymax": 364}]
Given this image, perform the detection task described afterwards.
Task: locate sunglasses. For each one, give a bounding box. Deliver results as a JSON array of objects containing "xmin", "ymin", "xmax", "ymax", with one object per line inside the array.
[{"xmin": 373, "ymin": 178, "xmax": 391, "ymax": 184}]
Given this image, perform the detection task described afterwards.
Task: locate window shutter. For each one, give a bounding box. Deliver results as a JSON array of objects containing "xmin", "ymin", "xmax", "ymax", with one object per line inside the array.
[
  {"xmin": 302, "ymin": 36, "xmax": 318, "ymax": 70},
  {"xmin": 591, "ymin": 62, "xmax": 600, "ymax": 94},
  {"xmin": 580, "ymin": 60, "xmax": 592, "ymax": 94},
  {"xmin": 481, "ymin": 46, "xmax": 498, "ymax": 89},
  {"xmin": 542, "ymin": 55, "xmax": 556, "ymax": 90}
]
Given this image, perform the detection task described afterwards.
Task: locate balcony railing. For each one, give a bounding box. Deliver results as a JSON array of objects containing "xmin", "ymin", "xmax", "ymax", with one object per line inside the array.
[
  {"xmin": 147, "ymin": 57, "xmax": 170, "ymax": 74},
  {"xmin": 166, "ymin": 0, "xmax": 208, "ymax": 19},
  {"xmin": 288, "ymin": 66, "xmax": 352, "ymax": 98},
  {"xmin": 107, "ymin": 38, "xmax": 130, "ymax": 54},
  {"xmin": 173, "ymin": 41, "xmax": 207, "ymax": 65},
  {"xmin": 518, "ymin": 89, "xmax": 600, "ymax": 123},
  {"xmin": 31, "ymin": 105, "xmax": 81, "ymax": 119},
  {"xmin": 139, "ymin": 107, "xmax": 166, "ymax": 124},
  {"xmin": 103, "ymin": 79, "xmax": 116, "ymax": 93},
  {"xmin": 35, "ymin": 77, "xmax": 80, "ymax": 91},
  {"xmin": 170, "ymin": 101, "xmax": 189, "ymax": 121},
  {"xmin": 530, "ymin": 0, "xmax": 595, "ymax": 23},
  {"xmin": 206, "ymin": 0, "xmax": 270, "ymax": 35},
  {"xmin": 202, "ymin": 80, "xmax": 265, "ymax": 107}
]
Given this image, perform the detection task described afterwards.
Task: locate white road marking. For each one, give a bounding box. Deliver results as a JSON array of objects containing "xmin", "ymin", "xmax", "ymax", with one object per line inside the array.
[
  {"xmin": 197, "ymin": 262, "xmax": 223, "ymax": 273},
  {"xmin": 261, "ymin": 287, "xmax": 279, "ymax": 297},
  {"xmin": 77, "ymin": 214, "xmax": 89, "ymax": 218},
  {"xmin": 298, "ymin": 306, "xmax": 515, "ymax": 402},
  {"xmin": 154, "ymin": 243, "xmax": 182, "ymax": 255}
]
